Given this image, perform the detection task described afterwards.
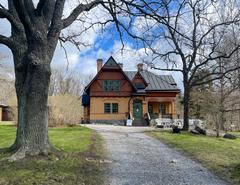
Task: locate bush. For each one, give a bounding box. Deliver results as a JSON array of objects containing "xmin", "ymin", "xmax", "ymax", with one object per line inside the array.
[{"xmin": 48, "ymin": 94, "xmax": 83, "ymax": 127}]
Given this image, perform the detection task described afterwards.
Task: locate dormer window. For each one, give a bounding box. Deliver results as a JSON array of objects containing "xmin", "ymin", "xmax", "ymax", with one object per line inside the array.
[
  {"xmin": 134, "ymin": 82, "xmax": 145, "ymax": 89},
  {"xmin": 103, "ymin": 80, "xmax": 120, "ymax": 91}
]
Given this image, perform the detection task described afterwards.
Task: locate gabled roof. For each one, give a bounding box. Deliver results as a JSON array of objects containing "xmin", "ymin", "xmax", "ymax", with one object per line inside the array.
[
  {"xmin": 84, "ymin": 56, "xmax": 180, "ymax": 93},
  {"xmin": 84, "ymin": 56, "xmax": 136, "ymax": 92},
  {"xmin": 132, "ymin": 71, "xmax": 148, "ymax": 86},
  {"xmin": 104, "ymin": 56, "xmax": 120, "ymax": 68},
  {"xmin": 124, "ymin": 70, "xmax": 179, "ymax": 91}
]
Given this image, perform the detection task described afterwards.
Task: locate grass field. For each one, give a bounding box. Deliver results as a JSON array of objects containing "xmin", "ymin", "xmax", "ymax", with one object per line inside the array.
[
  {"xmin": 148, "ymin": 130, "xmax": 240, "ymax": 185},
  {"xmin": 0, "ymin": 123, "xmax": 105, "ymax": 185}
]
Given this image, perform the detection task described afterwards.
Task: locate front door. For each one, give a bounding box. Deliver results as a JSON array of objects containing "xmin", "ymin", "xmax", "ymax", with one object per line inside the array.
[{"xmin": 133, "ymin": 101, "xmax": 142, "ymax": 119}]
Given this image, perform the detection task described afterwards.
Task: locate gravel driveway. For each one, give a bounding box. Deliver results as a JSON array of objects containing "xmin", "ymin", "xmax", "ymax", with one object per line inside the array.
[{"xmin": 85, "ymin": 124, "xmax": 229, "ymax": 185}]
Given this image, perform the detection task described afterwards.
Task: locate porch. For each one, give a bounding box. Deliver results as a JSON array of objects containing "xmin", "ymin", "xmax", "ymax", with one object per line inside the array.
[
  {"xmin": 130, "ymin": 97, "xmax": 177, "ymax": 126},
  {"xmin": 148, "ymin": 102, "xmax": 174, "ymax": 119}
]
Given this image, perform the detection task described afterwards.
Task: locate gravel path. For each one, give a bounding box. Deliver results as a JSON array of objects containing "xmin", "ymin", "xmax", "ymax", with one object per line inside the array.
[{"xmin": 85, "ymin": 124, "xmax": 229, "ymax": 185}]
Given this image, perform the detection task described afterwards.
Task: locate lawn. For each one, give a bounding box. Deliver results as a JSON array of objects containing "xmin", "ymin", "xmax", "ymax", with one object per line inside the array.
[
  {"xmin": 0, "ymin": 123, "xmax": 105, "ymax": 185},
  {"xmin": 147, "ymin": 130, "xmax": 240, "ymax": 185}
]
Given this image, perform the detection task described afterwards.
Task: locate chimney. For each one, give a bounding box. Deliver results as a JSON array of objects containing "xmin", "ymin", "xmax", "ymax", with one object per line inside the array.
[
  {"xmin": 118, "ymin": 63, "xmax": 123, "ymax": 69},
  {"xmin": 97, "ymin": 59, "xmax": 103, "ymax": 73},
  {"xmin": 137, "ymin": 63, "xmax": 144, "ymax": 71}
]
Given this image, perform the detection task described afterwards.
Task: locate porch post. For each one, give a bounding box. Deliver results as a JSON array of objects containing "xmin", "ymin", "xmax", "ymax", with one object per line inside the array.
[
  {"xmin": 171, "ymin": 100, "xmax": 177, "ymax": 119},
  {"xmin": 142, "ymin": 99, "xmax": 148, "ymax": 115}
]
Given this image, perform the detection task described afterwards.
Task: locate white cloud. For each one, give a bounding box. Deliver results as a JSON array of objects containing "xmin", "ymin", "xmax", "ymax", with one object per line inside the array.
[{"xmin": 0, "ymin": 0, "xmax": 184, "ymax": 90}]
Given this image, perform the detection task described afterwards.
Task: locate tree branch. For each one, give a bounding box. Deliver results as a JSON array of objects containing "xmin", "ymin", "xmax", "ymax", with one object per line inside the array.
[
  {"xmin": 35, "ymin": 0, "xmax": 46, "ymax": 16},
  {"xmin": 0, "ymin": 35, "xmax": 14, "ymax": 50},
  {"xmin": 150, "ymin": 66, "xmax": 183, "ymax": 72},
  {"xmin": 13, "ymin": 0, "xmax": 34, "ymax": 32},
  {"xmin": 48, "ymin": 0, "xmax": 66, "ymax": 42},
  {"xmin": 191, "ymin": 66, "xmax": 240, "ymax": 87},
  {"xmin": 62, "ymin": 0, "xmax": 103, "ymax": 29},
  {"xmin": 0, "ymin": 6, "xmax": 21, "ymax": 30}
]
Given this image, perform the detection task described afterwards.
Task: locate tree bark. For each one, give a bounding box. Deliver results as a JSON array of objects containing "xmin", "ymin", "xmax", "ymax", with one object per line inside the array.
[
  {"xmin": 182, "ymin": 75, "xmax": 190, "ymax": 131},
  {"xmin": 219, "ymin": 76, "xmax": 225, "ymax": 131},
  {"xmin": 9, "ymin": 47, "xmax": 52, "ymax": 160}
]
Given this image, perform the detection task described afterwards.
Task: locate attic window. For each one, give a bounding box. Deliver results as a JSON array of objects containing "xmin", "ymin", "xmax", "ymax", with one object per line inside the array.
[
  {"xmin": 103, "ymin": 80, "xmax": 120, "ymax": 91},
  {"xmin": 134, "ymin": 83, "xmax": 145, "ymax": 89}
]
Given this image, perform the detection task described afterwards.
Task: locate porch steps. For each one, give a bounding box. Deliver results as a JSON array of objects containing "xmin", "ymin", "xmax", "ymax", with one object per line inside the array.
[{"xmin": 132, "ymin": 118, "xmax": 148, "ymax": 126}]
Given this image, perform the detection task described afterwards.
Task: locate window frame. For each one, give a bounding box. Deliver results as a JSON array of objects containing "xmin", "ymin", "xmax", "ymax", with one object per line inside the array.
[
  {"xmin": 104, "ymin": 103, "xmax": 111, "ymax": 113},
  {"xmin": 104, "ymin": 103, "xmax": 119, "ymax": 114},
  {"xmin": 103, "ymin": 80, "xmax": 120, "ymax": 91},
  {"xmin": 112, "ymin": 103, "xmax": 119, "ymax": 114},
  {"xmin": 159, "ymin": 103, "xmax": 167, "ymax": 115}
]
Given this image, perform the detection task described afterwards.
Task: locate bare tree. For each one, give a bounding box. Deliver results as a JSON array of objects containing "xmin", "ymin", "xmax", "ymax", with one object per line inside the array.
[
  {"xmin": 212, "ymin": 34, "xmax": 240, "ymax": 135},
  {"xmin": 0, "ymin": 56, "xmax": 15, "ymax": 105},
  {"xmin": 108, "ymin": 0, "xmax": 240, "ymax": 130},
  {"xmin": 0, "ymin": 0, "xmax": 116, "ymax": 160},
  {"xmin": 49, "ymin": 68, "xmax": 93, "ymax": 96}
]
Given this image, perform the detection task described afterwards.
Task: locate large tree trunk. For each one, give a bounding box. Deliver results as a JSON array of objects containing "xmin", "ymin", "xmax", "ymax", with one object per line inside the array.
[
  {"xmin": 9, "ymin": 48, "xmax": 52, "ymax": 160},
  {"xmin": 182, "ymin": 75, "xmax": 190, "ymax": 131},
  {"xmin": 219, "ymin": 77, "xmax": 225, "ymax": 131},
  {"xmin": 183, "ymin": 89, "xmax": 190, "ymax": 130}
]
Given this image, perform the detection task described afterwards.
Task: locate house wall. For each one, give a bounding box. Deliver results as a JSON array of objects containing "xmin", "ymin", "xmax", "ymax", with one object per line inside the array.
[
  {"xmin": 83, "ymin": 106, "xmax": 90, "ymax": 122},
  {"xmin": 89, "ymin": 95, "xmax": 178, "ymax": 123},
  {"xmin": 89, "ymin": 70, "xmax": 133, "ymax": 97},
  {"xmin": 90, "ymin": 97, "xmax": 130, "ymax": 123},
  {"xmin": 132, "ymin": 73, "xmax": 146, "ymax": 86}
]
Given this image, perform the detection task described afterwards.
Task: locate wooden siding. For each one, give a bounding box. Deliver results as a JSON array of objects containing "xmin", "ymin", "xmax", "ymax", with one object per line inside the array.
[
  {"xmin": 90, "ymin": 97, "xmax": 130, "ymax": 120},
  {"xmin": 90, "ymin": 70, "xmax": 133, "ymax": 97},
  {"xmin": 132, "ymin": 72, "xmax": 147, "ymax": 86},
  {"xmin": 146, "ymin": 92, "xmax": 178, "ymax": 97}
]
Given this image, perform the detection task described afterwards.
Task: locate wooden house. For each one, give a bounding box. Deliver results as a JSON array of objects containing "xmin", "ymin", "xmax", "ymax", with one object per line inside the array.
[{"xmin": 82, "ymin": 57, "xmax": 180, "ymax": 126}]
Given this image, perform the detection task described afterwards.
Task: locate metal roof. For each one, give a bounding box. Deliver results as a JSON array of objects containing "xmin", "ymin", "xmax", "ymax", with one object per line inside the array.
[{"xmin": 124, "ymin": 70, "xmax": 179, "ymax": 91}]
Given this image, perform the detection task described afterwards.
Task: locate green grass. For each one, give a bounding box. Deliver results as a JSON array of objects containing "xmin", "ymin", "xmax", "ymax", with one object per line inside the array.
[
  {"xmin": 0, "ymin": 124, "xmax": 105, "ymax": 185},
  {"xmin": 147, "ymin": 130, "xmax": 240, "ymax": 185}
]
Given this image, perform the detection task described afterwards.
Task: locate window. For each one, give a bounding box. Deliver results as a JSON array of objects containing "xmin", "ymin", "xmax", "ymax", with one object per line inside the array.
[
  {"xmin": 159, "ymin": 104, "xmax": 166, "ymax": 115},
  {"xmin": 148, "ymin": 105, "xmax": 153, "ymax": 114},
  {"xmin": 134, "ymin": 83, "xmax": 145, "ymax": 89},
  {"xmin": 104, "ymin": 103, "xmax": 111, "ymax": 113},
  {"xmin": 103, "ymin": 80, "xmax": 120, "ymax": 91},
  {"xmin": 104, "ymin": 103, "xmax": 119, "ymax": 114},
  {"xmin": 112, "ymin": 103, "xmax": 118, "ymax": 113}
]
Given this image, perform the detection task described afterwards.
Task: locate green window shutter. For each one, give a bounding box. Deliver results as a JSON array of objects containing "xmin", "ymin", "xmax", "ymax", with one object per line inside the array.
[
  {"xmin": 104, "ymin": 103, "xmax": 111, "ymax": 113},
  {"xmin": 112, "ymin": 103, "xmax": 118, "ymax": 113}
]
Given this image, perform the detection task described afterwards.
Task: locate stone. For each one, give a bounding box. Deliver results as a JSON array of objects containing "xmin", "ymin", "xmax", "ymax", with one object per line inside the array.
[
  {"xmin": 223, "ymin": 133, "xmax": 237, "ymax": 139},
  {"xmin": 172, "ymin": 125, "xmax": 181, "ymax": 133},
  {"xmin": 169, "ymin": 159, "xmax": 177, "ymax": 163},
  {"xmin": 156, "ymin": 124, "xmax": 164, "ymax": 128},
  {"xmin": 195, "ymin": 125, "xmax": 206, "ymax": 135},
  {"xmin": 190, "ymin": 129, "xmax": 200, "ymax": 135}
]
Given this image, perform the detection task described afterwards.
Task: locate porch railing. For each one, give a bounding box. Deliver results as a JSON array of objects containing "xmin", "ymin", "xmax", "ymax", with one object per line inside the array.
[{"xmin": 151, "ymin": 118, "xmax": 203, "ymax": 129}]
